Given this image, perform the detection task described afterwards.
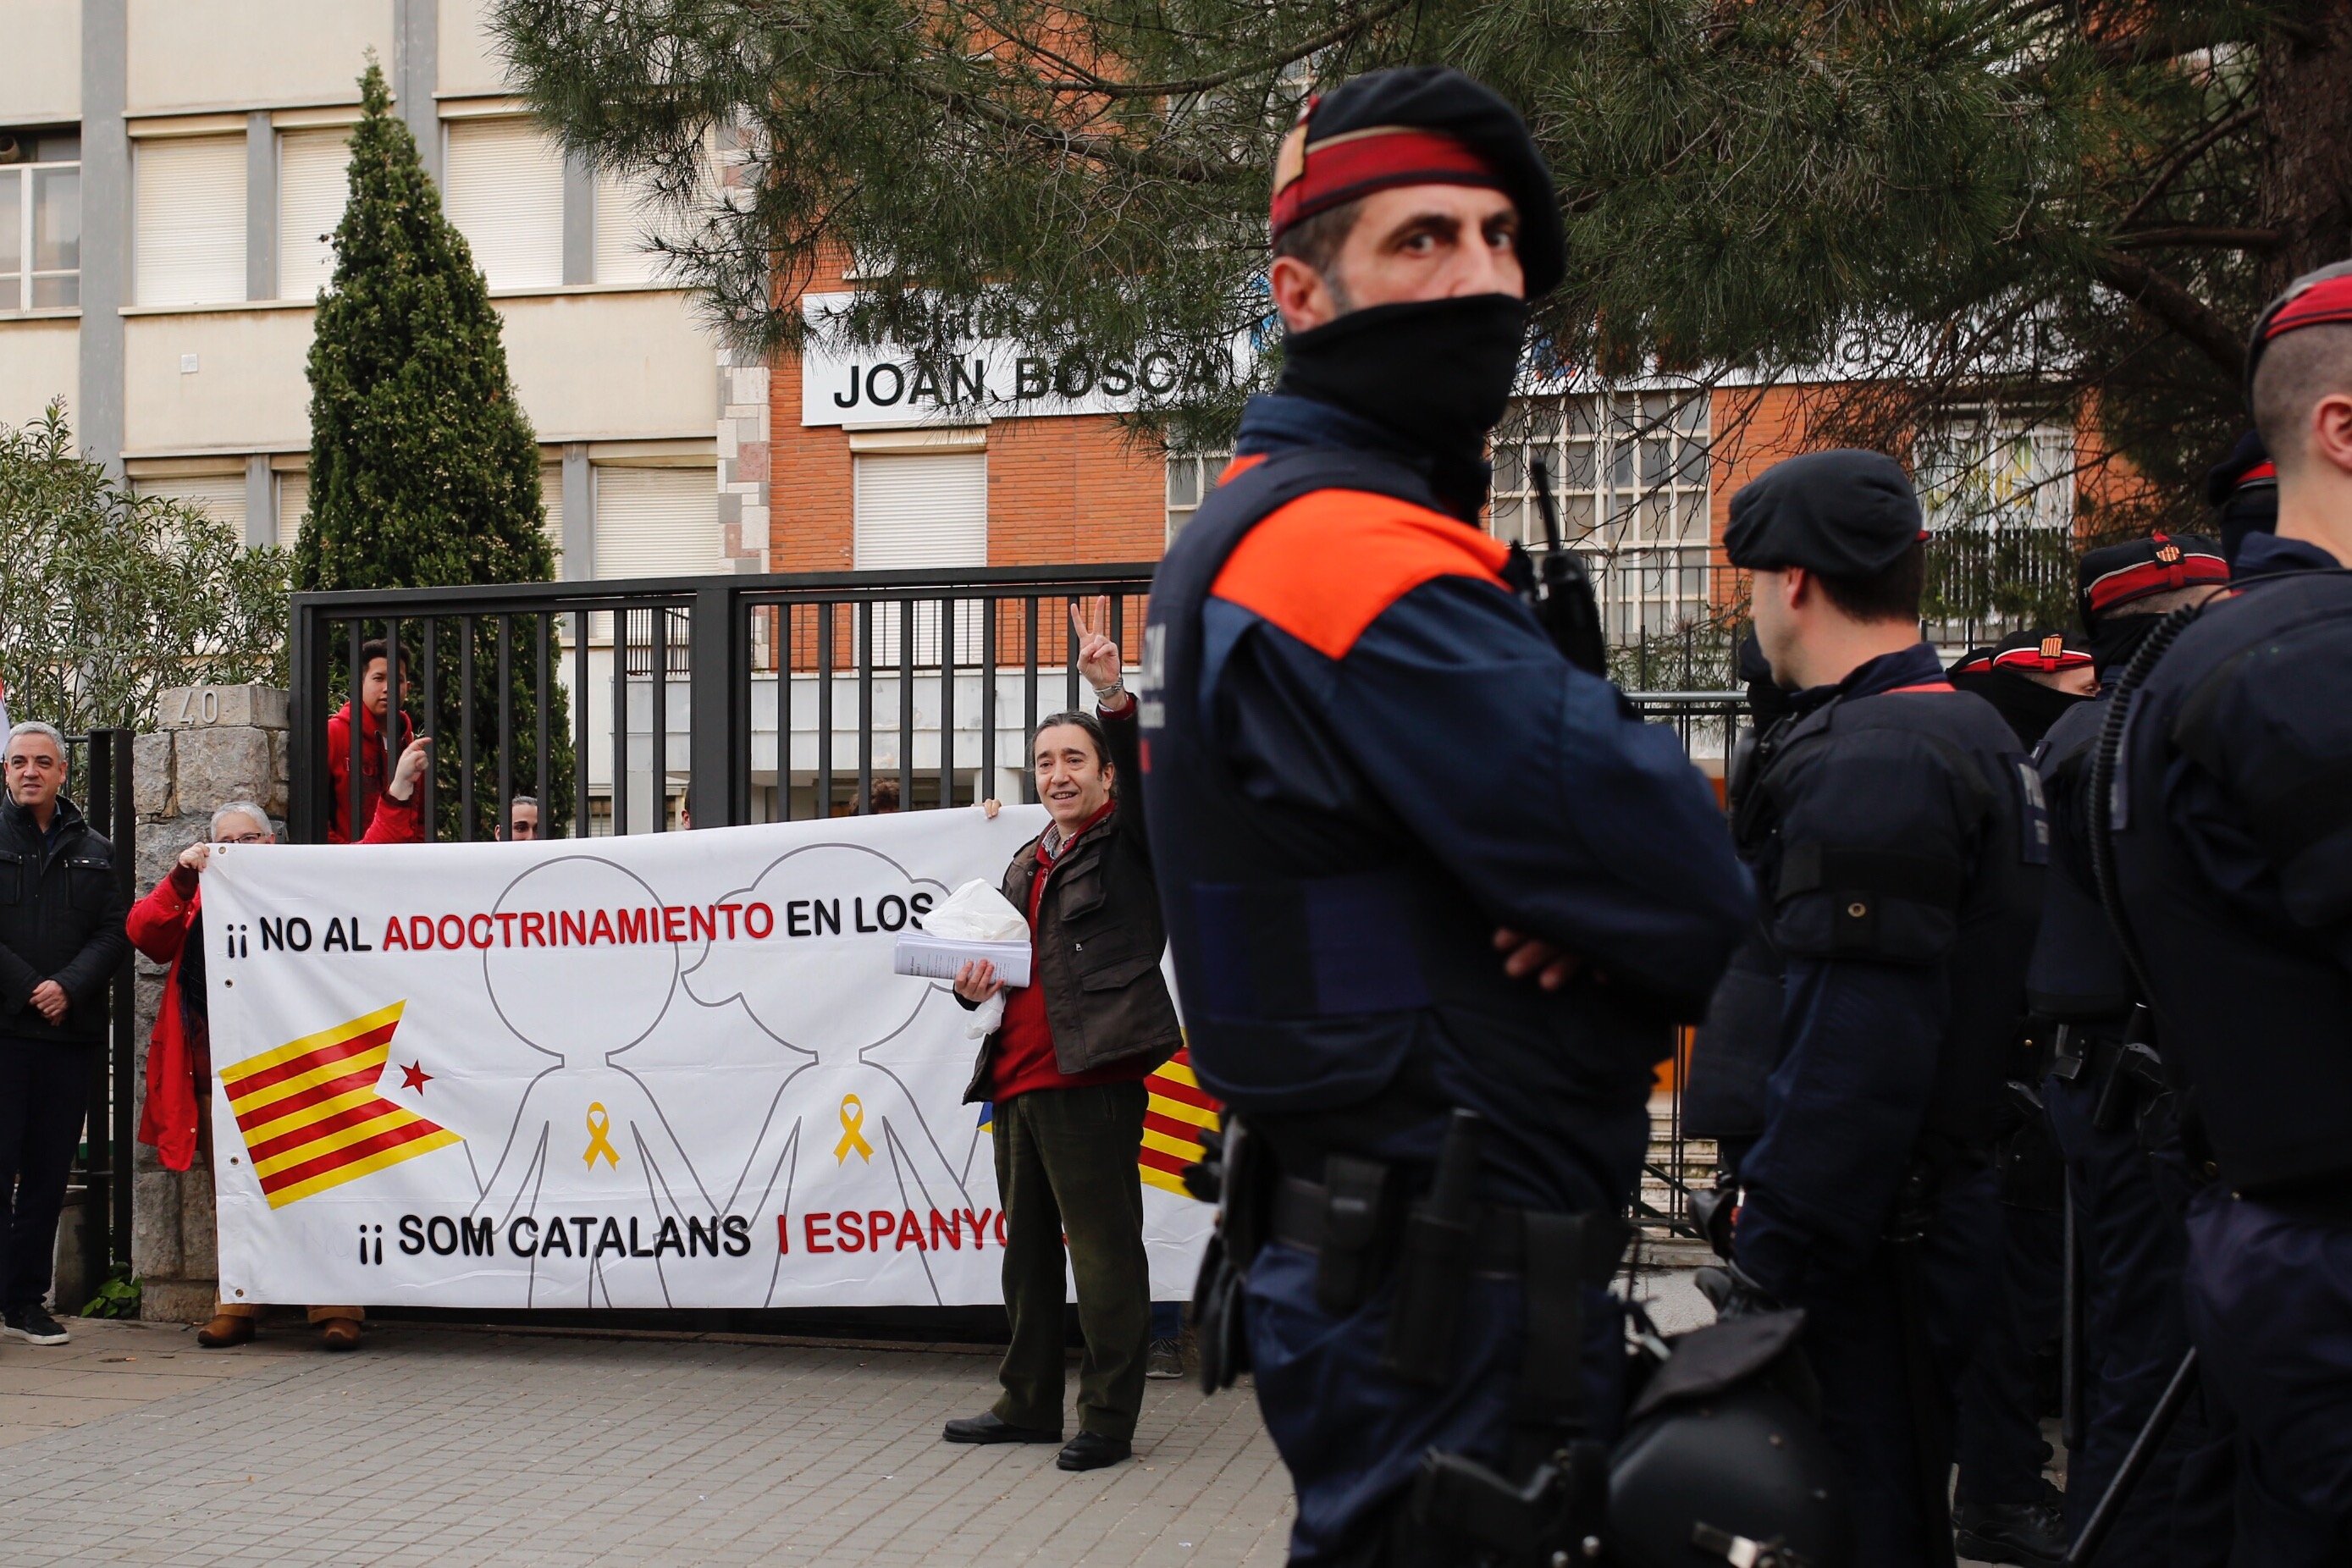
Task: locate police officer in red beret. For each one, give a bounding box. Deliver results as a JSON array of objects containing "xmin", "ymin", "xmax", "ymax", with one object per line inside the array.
[
  {"xmin": 1137, "ymin": 68, "xmax": 1755, "ymax": 1564},
  {"xmin": 2103, "ymin": 261, "xmax": 2352, "ymax": 1563}
]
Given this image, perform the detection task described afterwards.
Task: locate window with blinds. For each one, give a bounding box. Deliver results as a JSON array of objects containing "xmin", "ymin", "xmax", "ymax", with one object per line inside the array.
[
  {"xmin": 853, "ymin": 452, "xmax": 988, "ymax": 664},
  {"xmin": 134, "ymin": 135, "xmax": 246, "ymax": 306},
  {"xmin": 135, "ymin": 473, "xmax": 249, "ymax": 538},
  {"xmin": 593, "ymin": 171, "xmax": 673, "ymax": 287},
  {"xmin": 274, "ymin": 471, "xmax": 307, "ymax": 549},
  {"xmin": 592, "ymin": 466, "xmax": 721, "ymax": 578},
  {"xmin": 277, "ymin": 127, "xmax": 351, "ymax": 301},
  {"xmin": 540, "ymin": 466, "xmax": 564, "ymax": 577},
  {"xmin": 442, "ymin": 119, "xmax": 563, "ymax": 291}
]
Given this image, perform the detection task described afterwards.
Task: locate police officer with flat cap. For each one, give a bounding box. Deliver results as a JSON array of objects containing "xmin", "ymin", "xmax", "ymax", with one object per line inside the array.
[
  {"xmin": 2027, "ymin": 531, "xmax": 2231, "ymax": 1566},
  {"xmin": 2102, "ymin": 260, "xmax": 2352, "ymax": 1562},
  {"xmin": 1703, "ymin": 450, "xmax": 2044, "ymax": 1567},
  {"xmin": 1135, "ymin": 67, "xmax": 1754, "ymax": 1564},
  {"xmin": 2205, "ymin": 428, "xmax": 2278, "ymax": 563}
]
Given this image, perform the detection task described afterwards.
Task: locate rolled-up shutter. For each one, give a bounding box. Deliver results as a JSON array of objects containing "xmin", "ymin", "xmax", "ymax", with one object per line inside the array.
[
  {"xmin": 135, "ymin": 135, "xmax": 246, "ymax": 306},
  {"xmin": 592, "ymin": 466, "xmax": 721, "ymax": 578},
  {"xmin": 540, "ymin": 466, "xmax": 565, "ymax": 577},
  {"xmin": 853, "ymin": 453, "xmax": 987, "ymax": 661},
  {"xmin": 277, "ymin": 128, "xmax": 351, "ymax": 301},
  {"xmin": 274, "ymin": 471, "xmax": 306, "ymax": 549},
  {"xmin": 853, "ymin": 453, "xmax": 987, "ymax": 568},
  {"xmin": 136, "ymin": 473, "xmax": 249, "ymax": 538},
  {"xmin": 443, "ymin": 119, "xmax": 563, "ymax": 291}
]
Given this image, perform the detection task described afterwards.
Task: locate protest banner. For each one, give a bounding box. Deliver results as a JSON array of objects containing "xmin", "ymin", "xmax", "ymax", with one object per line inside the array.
[{"xmin": 202, "ymin": 806, "xmax": 1215, "ymax": 1310}]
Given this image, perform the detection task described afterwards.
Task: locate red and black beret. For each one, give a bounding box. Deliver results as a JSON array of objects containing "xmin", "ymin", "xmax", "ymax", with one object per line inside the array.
[{"xmin": 2075, "ymin": 533, "xmax": 2228, "ymax": 625}]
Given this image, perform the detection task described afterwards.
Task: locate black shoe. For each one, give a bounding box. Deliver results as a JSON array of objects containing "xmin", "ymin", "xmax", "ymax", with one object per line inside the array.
[
  {"xmin": 1953, "ymin": 1499, "xmax": 2068, "ymax": 1568},
  {"xmin": 2, "ymin": 1304, "xmax": 69, "ymax": 1345},
  {"xmin": 1057, "ymin": 1432, "xmax": 1132, "ymax": 1471},
  {"xmin": 1146, "ymin": 1338, "xmax": 1185, "ymax": 1380},
  {"xmin": 942, "ymin": 1412, "xmax": 1063, "ymax": 1445}
]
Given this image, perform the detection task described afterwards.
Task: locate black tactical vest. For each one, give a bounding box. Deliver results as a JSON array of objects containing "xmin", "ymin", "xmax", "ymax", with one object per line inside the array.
[
  {"xmin": 2111, "ymin": 571, "xmax": 2352, "ymax": 1192},
  {"xmin": 1731, "ymin": 682, "xmax": 2046, "ymax": 1145}
]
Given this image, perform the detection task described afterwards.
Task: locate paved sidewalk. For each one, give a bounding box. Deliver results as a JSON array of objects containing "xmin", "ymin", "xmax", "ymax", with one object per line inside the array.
[
  {"xmin": 0, "ymin": 1268, "xmax": 2022, "ymax": 1566},
  {"xmin": 0, "ymin": 1318, "xmax": 1291, "ymax": 1566}
]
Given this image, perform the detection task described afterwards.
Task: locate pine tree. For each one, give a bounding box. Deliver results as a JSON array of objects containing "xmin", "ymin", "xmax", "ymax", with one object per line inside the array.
[
  {"xmin": 494, "ymin": 0, "xmax": 2352, "ymax": 557},
  {"xmin": 299, "ymin": 62, "xmax": 573, "ymax": 840}
]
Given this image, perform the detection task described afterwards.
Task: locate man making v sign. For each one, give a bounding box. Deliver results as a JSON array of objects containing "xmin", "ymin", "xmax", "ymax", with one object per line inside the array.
[{"xmin": 942, "ymin": 599, "xmax": 1184, "ymax": 1472}]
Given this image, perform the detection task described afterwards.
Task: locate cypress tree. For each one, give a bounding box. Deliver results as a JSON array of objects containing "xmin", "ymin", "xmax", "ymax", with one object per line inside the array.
[{"xmin": 299, "ymin": 62, "xmax": 573, "ymax": 839}]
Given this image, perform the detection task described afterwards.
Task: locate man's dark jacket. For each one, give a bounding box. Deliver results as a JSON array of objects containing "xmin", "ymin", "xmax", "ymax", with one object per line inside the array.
[
  {"xmin": 962, "ymin": 704, "xmax": 1182, "ymax": 1101},
  {"xmin": 0, "ymin": 794, "xmax": 130, "ymax": 1045}
]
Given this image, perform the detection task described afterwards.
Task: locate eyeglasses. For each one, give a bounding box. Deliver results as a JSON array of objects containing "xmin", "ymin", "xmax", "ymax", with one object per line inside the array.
[{"xmin": 218, "ymin": 832, "xmax": 271, "ymax": 845}]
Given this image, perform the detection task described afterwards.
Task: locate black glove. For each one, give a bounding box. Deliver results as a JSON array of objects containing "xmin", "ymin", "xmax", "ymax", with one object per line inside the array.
[{"xmin": 1694, "ymin": 1261, "xmax": 1782, "ymax": 1322}]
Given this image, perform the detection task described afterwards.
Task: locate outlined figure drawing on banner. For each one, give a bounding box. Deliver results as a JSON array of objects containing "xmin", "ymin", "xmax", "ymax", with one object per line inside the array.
[
  {"xmin": 685, "ymin": 836, "xmax": 981, "ymax": 1306},
  {"xmin": 468, "ymin": 854, "xmax": 721, "ymax": 1307}
]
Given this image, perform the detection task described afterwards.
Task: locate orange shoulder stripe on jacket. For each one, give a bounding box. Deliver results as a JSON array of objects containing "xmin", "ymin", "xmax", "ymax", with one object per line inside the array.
[{"xmin": 1211, "ymin": 489, "xmax": 1512, "ymax": 660}]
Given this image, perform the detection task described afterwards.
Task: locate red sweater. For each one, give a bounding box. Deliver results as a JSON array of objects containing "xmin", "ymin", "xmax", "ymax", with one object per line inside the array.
[{"xmin": 989, "ymin": 801, "xmax": 1151, "ymax": 1103}]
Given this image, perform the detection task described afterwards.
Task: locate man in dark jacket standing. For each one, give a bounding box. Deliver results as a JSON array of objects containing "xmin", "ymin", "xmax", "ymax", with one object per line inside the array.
[
  {"xmin": 0, "ymin": 721, "xmax": 129, "ymax": 1345},
  {"xmin": 943, "ymin": 599, "xmax": 1182, "ymax": 1472}
]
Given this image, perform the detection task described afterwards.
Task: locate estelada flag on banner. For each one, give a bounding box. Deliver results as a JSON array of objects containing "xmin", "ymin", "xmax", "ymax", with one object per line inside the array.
[
  {"xmin": 1140, "ymin": 1046, "xmax": 1220, "ymax": 1197},
  {"xmin": 220, "ymin": 1000, "xmax": 460, "ymax": 1208}
]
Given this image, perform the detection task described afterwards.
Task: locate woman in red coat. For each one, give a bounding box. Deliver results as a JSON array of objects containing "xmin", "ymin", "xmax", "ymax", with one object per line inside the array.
[{"xmin": 132, "ymin": 755, "xmax": 424, "ymax": 1349}]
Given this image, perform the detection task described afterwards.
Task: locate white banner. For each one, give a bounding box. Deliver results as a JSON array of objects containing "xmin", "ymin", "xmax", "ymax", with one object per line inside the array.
[{"xmin": 205, "ymin": 807, "xmax": 1214, "ymax": 1310}]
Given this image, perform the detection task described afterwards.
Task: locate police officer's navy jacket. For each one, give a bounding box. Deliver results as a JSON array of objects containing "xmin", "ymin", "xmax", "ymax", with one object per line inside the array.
[
  {"xmin": 2113, "ymin": 533, "xmax": 2352, "ymax": 1195},
  {"xmin": 1138, "ymin": 392, "xmax": 1753, "ymax": 1214},
  {"xmin": 2026, "ymin": 696, "xmax": 2134, "ymax": 1026},
  {"xmin": 0, "ymin": 793, "xmax": 130, "ymax": 1046},
  {"xmin": 1730, "ymin": 643, "xmax": 2044, "ymax": 1299}
]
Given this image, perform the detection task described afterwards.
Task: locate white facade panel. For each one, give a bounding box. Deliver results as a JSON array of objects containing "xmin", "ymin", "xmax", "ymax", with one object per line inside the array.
[
  {"xmin": 123, "ymin": 307, "xmax": 316, "ymax": 455},
  {"xmin": 494, "ymin": 290, "xmax": 717, "ymax": 441},
  {"xmin": 134, "ymin": 135, "xmax": 247, "ymax": 307},
  {"xmin": 592, "ymin": 466, "xmax": 720, "ymax": 579},
  {"xmin": 127, "ymin": 0, "xmax": 395, "ymax": 115},
  {"xmin": 443, "ymin": 118, "xmax": 563, "ymax": 292},
  {"xmin": 0, "ymin": 317, "xmax": 80, "ymax": 432},
  {"xmin": 0, "ymin": 0, "xmax": 81, "ymax": 124},
  {"xmin": 278, "ymin": 127, "xmax": 352, "ymax": 301}
]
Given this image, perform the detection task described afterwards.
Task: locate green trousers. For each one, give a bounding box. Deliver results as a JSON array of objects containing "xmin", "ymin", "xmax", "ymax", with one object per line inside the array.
[{"xmin": 990, "ymin": 1079, "xmax": 1151, "ymax": 1441}]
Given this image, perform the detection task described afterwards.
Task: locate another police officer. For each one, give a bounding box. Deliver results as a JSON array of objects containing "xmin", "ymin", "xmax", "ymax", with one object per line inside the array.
[
  {"xmin": 1136, "ymin": 67, "xmax": 1754, "ymax": 1565},
  {"xmin": 2026, "ymin": 533, "xmax": 2228, "ymax": 1568},
  {"xmin": 1707, "ymin": 451, "xmax": 2044, "ymax": 1568},
  {"xmin": 2104, "ymin": 262, "xmax": 2352, "ymax": 1564}
]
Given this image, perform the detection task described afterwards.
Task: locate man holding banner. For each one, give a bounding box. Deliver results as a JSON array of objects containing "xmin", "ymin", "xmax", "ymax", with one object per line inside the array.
[{"xmin": 943, "ymin": 600, "xmax": 1182, "ymax": 1473}]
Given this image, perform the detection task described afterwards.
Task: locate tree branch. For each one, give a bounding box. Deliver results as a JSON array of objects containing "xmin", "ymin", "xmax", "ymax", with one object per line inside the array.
[
  {"xmin": 2091, "ymin": 253, "xmax": 2244, "ymax": 377},
  {"xmin": 1027, "ymin": 0, "xmax": 1419, "ymax": 99},
  {"xmin": 2110, "ymin": 224, "xmax": 2281, "ymax": 251},
  {"xmin": 2115, "ymin": 105, "xmax": 2261, "ymax": 230}
]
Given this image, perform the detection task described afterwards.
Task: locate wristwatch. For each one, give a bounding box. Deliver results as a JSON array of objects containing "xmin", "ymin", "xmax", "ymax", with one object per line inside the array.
[{"xmin": 1093, "ymin": 680, "xmax": 1127, "ymax": 704}]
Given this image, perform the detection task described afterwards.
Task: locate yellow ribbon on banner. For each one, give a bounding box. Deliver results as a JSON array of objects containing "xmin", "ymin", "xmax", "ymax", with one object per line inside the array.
[
  {"xmin": 582, "ymin": 1102, "xmax": 621, "ymax": 1169},
  {"xmin": 835, "ymin": 1095, "xmax": 875, "ymax": 1163}
]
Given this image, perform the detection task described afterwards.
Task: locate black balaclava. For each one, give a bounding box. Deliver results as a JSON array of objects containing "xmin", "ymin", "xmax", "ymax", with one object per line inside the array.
[{"xmin": 1276, "ymin": 293, "xmax": 1528, "ymax": 520}]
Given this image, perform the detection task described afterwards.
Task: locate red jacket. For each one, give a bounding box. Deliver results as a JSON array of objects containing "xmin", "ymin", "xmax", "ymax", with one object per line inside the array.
[
  {"xmin": 133, "ymin": 798, "xmax": 420, "ymax": 1170},
  {"xmin": 324, "ymin": 699, "xmax": 421, "ymax": 845}
]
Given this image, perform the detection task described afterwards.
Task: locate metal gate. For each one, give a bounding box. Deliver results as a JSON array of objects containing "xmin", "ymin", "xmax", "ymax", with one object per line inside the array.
[{"xmin": 63, "ymin": 728, "xmax": 136, "ymax": 1289}]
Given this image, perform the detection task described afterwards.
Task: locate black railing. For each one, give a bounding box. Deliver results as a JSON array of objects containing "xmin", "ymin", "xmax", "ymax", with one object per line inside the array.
[
  {"xmin": 289, "ymin": 565, "xmax": 1161, "ymax": 843},
  {"xmin": 1621, "ymin": 691, "xmax": 1745, "ymax": 1244},
  {"xmin": 62, "ymin": 729, "xmax": 135, "ymax": 1287}
]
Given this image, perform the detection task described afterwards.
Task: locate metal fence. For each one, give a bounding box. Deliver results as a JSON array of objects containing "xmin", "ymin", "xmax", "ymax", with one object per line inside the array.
[
  {"xmin": 289, "ymin": 565, "xmax": 1159, "ymax": 843},
  {"xmin": 289, "ymin": 566, "xmax": 1744, "ymax": 1240},
  {"xmin": 62, "ymin": 729, "xmax": 136, "ymax": 1289}
]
